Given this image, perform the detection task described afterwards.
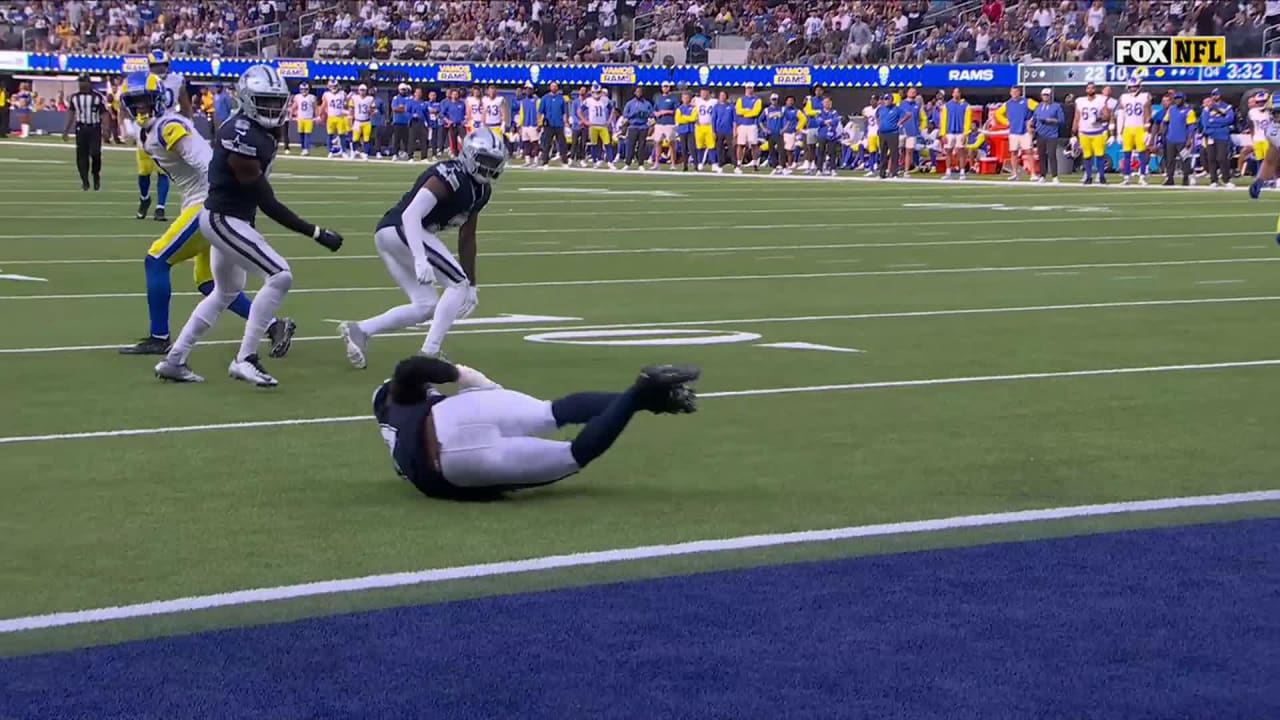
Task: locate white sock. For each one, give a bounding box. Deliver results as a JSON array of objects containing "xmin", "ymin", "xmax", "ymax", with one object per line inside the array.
[
  {"xmin": 357, "ymin": 302, "xmax": 434, "ymax": 338},
  {"xmin": 421, "ymin": 285, "xmax": 467, "ymax": 355},
  {"xmin": 166, "ymin": 293, "xmax": 227, "ymax": 366},
  {"xmin": 239, "ymin": 272, "xmax": 291, "ymax": 360}
]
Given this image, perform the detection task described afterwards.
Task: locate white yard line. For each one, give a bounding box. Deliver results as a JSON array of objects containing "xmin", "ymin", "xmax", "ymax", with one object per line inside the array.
[
  {"xmin": 3, "ymin": 257, "xmax": 1277, "ymax": 302},
  {"xmin": 1197, "ymin": 279, "xmax": 1245, "ymax": 285},
  {"xmin": 3, "ymin": 294, "xmax": 1277, "ymax": 355},
  {"xmin": 1036, "ymin": 271, "xmax": 1082, "ymax": 276},
  {"xmin": 3, "ymin": 356, "xmax": 1280, "ymax": 441},
  {"xmin": 0, "ymin": 213, "xmax": 1266, "ymax": 241},
  {"xmin": 0, "ymin": 488, "xmax": 1275, "ymax": 633},
  {"xmin": 0, "ymin": 231, "xmax": 1259, "ymax": 266}
]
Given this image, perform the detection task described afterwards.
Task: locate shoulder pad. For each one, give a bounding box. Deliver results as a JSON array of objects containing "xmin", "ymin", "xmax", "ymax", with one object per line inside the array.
[
  {"xmin": 434, "ymin": 162, "xmax": 462, "ymax": 191},
  {"xmin": 159, "ymin": 118, "xmax": 189, "ymax": 149},
  {"xmin": 234, "ymin": 117, "xmax": 251, "ymax": 131}
]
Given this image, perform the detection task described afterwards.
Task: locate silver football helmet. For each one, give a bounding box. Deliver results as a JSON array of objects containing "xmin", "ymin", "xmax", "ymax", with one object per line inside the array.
[
  {"xmin": 459, "ymin": 128, "xmax": 507, "ymax": 184},
  {"xmin": 236, "ymin": 64, "xmax": 290, "ymax": 128}
]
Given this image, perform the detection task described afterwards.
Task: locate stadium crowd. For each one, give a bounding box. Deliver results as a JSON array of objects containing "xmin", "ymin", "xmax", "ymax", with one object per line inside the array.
[{"xmin": 0, "ymin": 0, "xmax": 1273, "ymax": 62}]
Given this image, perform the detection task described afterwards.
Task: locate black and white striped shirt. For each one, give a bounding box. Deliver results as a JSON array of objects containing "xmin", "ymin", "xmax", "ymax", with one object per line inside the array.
[{"xmin": 68, "ymin": 91, "xmax": 107, "ymax": 126}]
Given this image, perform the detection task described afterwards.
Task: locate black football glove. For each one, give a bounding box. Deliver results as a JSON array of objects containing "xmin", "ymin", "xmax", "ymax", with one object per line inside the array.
[{"xmin": 313, "ymin": 226, "xmax": 343, "ymax": 252}]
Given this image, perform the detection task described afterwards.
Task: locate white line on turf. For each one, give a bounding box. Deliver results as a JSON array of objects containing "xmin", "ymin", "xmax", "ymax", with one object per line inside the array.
[
  {"xmin": 1036, "ymin": 271, "xmax": 1081, "ymax": 276},
  {"xmin": 0, "ymin": 231, "xmax": 1261, "ymax": 265},
  {"xmin": 2, "ymin": 357, "xmax": 1279, "ymax": 441},
  {"xmin": 0, "ymin": 139, "xmax": 1257, "ymax": 192},
  {"xmin": 0, "ymin": 489, "xmax": 1275, "ymax": 633},
  {"xmin": 0, "ymin": 213, "xmax": 1268, "ymax": 242},
  {"xmin": 3, "ymin": 295, "xmax": 1278, "ymax": 355},
  {"xmin": 1197, "ymin": 279, "xmax": 1245, "ymax": 284},
  {"xmin": 3, "ymin": 257, "xmax": 1277, "ymax": 301},
  {"xmin": 1113, "ymin": 275, "xmax": 1155, "ymax": 280}
]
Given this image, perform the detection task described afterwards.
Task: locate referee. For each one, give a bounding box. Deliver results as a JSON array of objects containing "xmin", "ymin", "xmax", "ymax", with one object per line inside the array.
[{"xmin": 63, "ymin": 74, "xmax": 107, "ymax": 191}]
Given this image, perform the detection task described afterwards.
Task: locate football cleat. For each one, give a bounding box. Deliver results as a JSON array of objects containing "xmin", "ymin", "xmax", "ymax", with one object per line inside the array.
[
  {"xmin": 154, "ymin": 359, "xmax": 204, "ymax": 383},
  {"xmin": 136, "ymin": 196, "xmax": 152, "ymax": 219},
  {"xmin": 338, "ymin": 321, "xmax": 368, "ymax": 369},
  {"xmin": 229, "ymin": 354, "xmax": 278, "ymax": 387},
  {"xmin": 266, "ymin": 317, "xmax": 297, "ymax": 358},
  {"xmin": 648, "ymin": 385, "xmax": 698, "ymax": 415},
  {"xmin": 120, "ymin": 335, "xmax": 172, "ymax": 355},
  {"xmin": 637, "ymin": 364, "xmax": 701, "ymax": 389},
  {"xmin": 154, "ymin": 207, "xmax": 166, "ymax": 222}
]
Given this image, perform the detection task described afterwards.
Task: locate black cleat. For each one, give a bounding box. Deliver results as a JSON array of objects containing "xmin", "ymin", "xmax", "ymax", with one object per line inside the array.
[
  {"xmin": 637, "ymin": 364, "xmax": 701, "ymax": 389},
  {"xmin": 93, "ymin": 176, "xmax": 101, "ymax": 191},
  {"xmin": 81, "ymin": 180, "xmax": 90, "ymax": 191},
  {"xmin": 1162, "ymin": 179, "xmax": 1174, "ymax": 186},
  {"xmin": 655, "ymin": 385, "xmax": 698, "ymax": 414},
  {"xmin": 154, "ymin": 207, "xmax": 166, "ymax": 222},
  {"xmin": 119, "ymin": 336, "xmax": 172, "ymax": 355},
  {"xmin": 136, "ymin": 196, "xmax": 152, "ymax": 219},
  {"xmin": 266, "ymin": 317, "xmax": 297, "ymax": 358}
]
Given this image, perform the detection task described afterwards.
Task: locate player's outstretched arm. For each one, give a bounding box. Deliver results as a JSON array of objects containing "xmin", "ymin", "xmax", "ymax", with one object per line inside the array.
[
  {"xmin": 226, "ymin": 152, "xmax": 343, "ymax": 251},
  {"xmin": 401, "ymin": 175, "xmax": 453, "ymax": 284},
  {"xmin": 389, "ymin": 355, "xmax": 459, "ymax": 403}
]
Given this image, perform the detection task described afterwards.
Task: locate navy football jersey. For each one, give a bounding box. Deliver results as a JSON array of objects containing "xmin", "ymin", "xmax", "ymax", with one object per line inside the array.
[
  {"xmin": 206, "ymin": 112, "xmax": 278, "ymax": 222},
  {"xmin": 377, "ymin": 160, "xmax": 492, "ymax": 233}
]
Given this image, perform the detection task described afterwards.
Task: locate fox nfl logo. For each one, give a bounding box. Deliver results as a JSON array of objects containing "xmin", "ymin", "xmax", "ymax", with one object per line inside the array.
[{"xmin": 1113, "ymin": 36, "xmax": 1226, "ymax": 66}]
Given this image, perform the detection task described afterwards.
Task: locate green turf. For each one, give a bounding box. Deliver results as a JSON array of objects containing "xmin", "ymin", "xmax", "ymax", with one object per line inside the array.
[{"xmin": 0, "ymin": 139, "xmax": 1277, "ymax": 654}]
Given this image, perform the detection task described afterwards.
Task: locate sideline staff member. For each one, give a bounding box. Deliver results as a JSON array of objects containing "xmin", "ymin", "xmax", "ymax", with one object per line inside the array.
[{"xmin": 63, "ymin": 74, "xmax": 108, "ymax": 191}]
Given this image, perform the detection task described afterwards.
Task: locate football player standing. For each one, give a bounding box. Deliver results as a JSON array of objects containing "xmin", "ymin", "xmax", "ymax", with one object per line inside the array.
[
  {"xmin": 156, "ymin": 65, "xmax": 344, "ymax": 387},
  {"xmin": 339, "ymin": 129, "xmax": 505, "ymax": 369}
]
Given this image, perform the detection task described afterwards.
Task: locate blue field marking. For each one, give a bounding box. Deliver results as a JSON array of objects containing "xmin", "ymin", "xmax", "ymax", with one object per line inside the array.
[{"xmin": 2, "ymin": 519, "xmax": 1277, "ymax": 719}]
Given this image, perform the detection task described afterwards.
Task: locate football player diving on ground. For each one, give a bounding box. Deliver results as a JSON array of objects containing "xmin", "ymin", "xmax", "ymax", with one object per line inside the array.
[{"xmin": 374, "ymin": 357, "xmax": 700, "ymax": 501}]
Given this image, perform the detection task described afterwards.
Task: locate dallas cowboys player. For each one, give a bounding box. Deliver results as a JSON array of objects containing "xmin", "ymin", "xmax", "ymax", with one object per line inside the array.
[
  {"xmin": 374, "ymin": 356, "xmax": 699, "ymax": 501},
  {"xmin": 156, "ymin": 65, "xmax": 344, "ymax": 387},
  {"xmin": 338, "ymin": 128, "xmax": 503, "ymax": 368}
]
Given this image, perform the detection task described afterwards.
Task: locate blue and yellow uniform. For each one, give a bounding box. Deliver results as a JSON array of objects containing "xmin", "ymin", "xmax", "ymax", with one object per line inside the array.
[{"xmin": 125, "ymin": 73, "xmax": 171, "ymax": 221}]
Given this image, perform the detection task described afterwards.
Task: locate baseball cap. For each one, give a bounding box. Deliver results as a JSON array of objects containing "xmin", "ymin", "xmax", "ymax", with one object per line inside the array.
[
  {"xmin": 1210, "ymin": 87, "xmax": 1221, "ymax": 95},
  {"xmin": 744, "ymin": 81, "xmax": 756, "ymax": 89},
  {"xmin": 1040, "ymin": 88, "xmax": 1052, "ymax": 96},
  {"xmin": 882, "ymin": 93, "xmax": 893, "ymax": 100},
  {"xmin": 769, "ymin": 92, "xmax": 779, "ymax": 101},
  {"xmin": 1172, "ymin": 91, "xmax": 1185, "ymax": 99},
  {"xmin": 661, "ymin": 80, "xmax": 672, "ymax": 89}
]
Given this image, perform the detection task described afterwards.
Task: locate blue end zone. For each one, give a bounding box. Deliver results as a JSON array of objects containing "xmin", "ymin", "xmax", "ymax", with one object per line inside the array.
[{"xmin": 2, "ymin": 519, "xmax": 1277, "ymax": 719}]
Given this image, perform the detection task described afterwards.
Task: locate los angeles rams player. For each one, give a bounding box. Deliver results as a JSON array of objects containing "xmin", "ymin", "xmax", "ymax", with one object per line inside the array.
[
  {"xmin": 1073, "ymin": 82, "xmax": 1109, "ymax": 185},
  {"xmin": 339, "ymin": 129, "xmax": 503, "ymax": 368},
  {"xmin": 115, "ymin": 72, "xmax": 296, "ymax": 357},
  {"xmin": 132, "ymin": 50, "xmax": 189, "ymax": 222},
  {"xmin": 156, "ymin": 65, "xmax": 343, "ymax": 387},
  {"xmin": 1248, "ymin": 93, "xmax": 1280, "ymax": 239},
  {"xmin": 321, "ymin": 80, "xmax": 350, "ymax": 157},
  {"xmin": 349, "ymin": 84, "xmax": 378, "ymax": 160},
  {"xmin": 372, "ymin": 356, "xmax": 697, "ymax": 501},
  {"xmin": 1117, "ymin": 78, "xmax": 1151, "ymax": 185},
  {"xmin": 289, "ymin": 82, "xmax": 317, "ymax": 155}
]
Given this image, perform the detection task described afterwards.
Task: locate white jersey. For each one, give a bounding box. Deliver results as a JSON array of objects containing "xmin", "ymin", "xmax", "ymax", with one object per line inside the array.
[
  {"xmin": 138, "ymin": 113, "xmax": 210, "ymax": 210},
  {"xmin": 155, "ymin": 71, "xmax": 186, "ymax": 114},
  {"xmin": 465, "ymin": 96, "xmax": 483, "ymax": 129},
  {"xmin": 1250, "ymin": 107, "xmax": 1272, "ymax": 143},
  {"xmin": 294, "ymin": 92, "xmax": 316, "ymax": 121},
  {"xmin": 584, "ymin": 96, "xmax": 612, "ymax": 125},
  {"xmin": 1076, "ymin": 95, "xmax": 1107, "ymax": 135},
  {"xmin": 1118, "ymin": 92, "xmax": 1149, "ymax": 130},
  {"xmin": 694, "ymin": 97, "xmax": 716, "ymax": 125},
  {"xmin": 322, "ymin": 90, "xmax": 347, "ymax": 118},
  {"xmin": 482, "ymin": 95, "xmax": 505, "ymax": 127},
  {"xmin": 351, "ymin": 95, "xmax": 376, "ymax": 122}
]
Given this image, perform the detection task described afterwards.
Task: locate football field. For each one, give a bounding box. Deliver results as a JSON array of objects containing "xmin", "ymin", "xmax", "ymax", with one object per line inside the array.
[{"xmin": 0, "ymin": 140, "xmax": 1278, "ymax": 715}]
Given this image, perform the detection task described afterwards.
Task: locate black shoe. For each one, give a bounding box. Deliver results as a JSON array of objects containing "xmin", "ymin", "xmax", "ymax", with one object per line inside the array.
[
  {"xmin": 93, "ymin": 176, "xmax": 101, "ymax": 191},
  {"xmin": 1082, "ymin": 177, "xmax": 1093, "ymax": 185},
  {"xmin": 81, "ymin": 180, "xmax": 89, "ymax": 191},
  {"xmin": 652, "ymin": 385, "xmax": 698, "ymax": 414},
  {"xmin": 1182, "ymin": 176, "xmax": 1190, "ymax": 186},
  {"xmin": 119, "ymin": 336, "xmax": 172, "ymax": 355},
  {"xmin": 637, "ymin": 364, "xmax": 701, "ymax": 389},
  {"xmin": 1162, "ymin": 179, "xmax": 1174, "ymax": 186},
  {"xmin": 154, "ymin": 207, "xmax": 166, "ymax": 222},
  {"xmin": 266, "ymin": 317, "xmax": 297, "ymax": 358},
  {"xmin": 136, "ymin": 196, "xmax": 151, "ymax": 219},
  {"xmin": 1099, "ymin": 176, "xmax": 1108, "ymax": 185}
]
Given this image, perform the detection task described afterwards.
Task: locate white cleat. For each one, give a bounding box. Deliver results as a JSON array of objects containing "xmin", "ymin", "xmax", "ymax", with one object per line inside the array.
[
  {"xmin": 1008, "ymin": 173, "xmax": 1019, "ymax": 181},
  {"xmin": 300, "ymin": 148, "xmax": 310, "ymax": 156},
  {"xmin": 1139, "ymin": 175, "xmax": 1148, "ymax": 186},
  {"xmin": 339, "ymin": 321, "xmax": 368, "ymax": 369},
  {"xmin": 154, "ymin": 360, "xmax": 204, "ymax": 383},
  {"xmin": 713, "ymin": 164, "xmax": 723, "ymax": 173},
  {"xmin": 733, "ymin": 166, "xmax": 743, "ymax": 174},
  {"xmin": 283, "ymin": 148, "xmax": 291, "ymax": 155},
  {"xmin": 958, "ymin": 171, "xmax": 966, "ymax": 180},
  {"xmin": 1121, "ymin": 175, "xmax": 1131, "ymax": 185},
  {"xmin": 1051, "ymin": 177, "xmax": 1060, "ymax": 184},
  {"xmin": 228, "ymin": 354, "xmax": 278, "ymax": 387}
]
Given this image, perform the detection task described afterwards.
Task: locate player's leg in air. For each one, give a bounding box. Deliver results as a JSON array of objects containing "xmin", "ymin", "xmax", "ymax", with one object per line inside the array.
[
  {"xmin": 126, "ymin": 206, "xmax": 296, "ymax": 355},
  {"xmin": 135, "ymin": 149, "xmax": 170, "ymax": 221},
  {"xmin": 338, "ymin": 225, "xmax": 440, "ymax": 369},
  {"xmin": 372, "ymin": 356, "xmax": 699, "ymax": 501}
]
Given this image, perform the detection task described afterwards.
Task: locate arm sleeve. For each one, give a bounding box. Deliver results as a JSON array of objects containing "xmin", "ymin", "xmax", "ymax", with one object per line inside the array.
[
  {"xmin": 399, "ymin": 184, "xmax": 442, "ymax": 267},
  {"xmin": 252, "ymin": 175, "xmax": 316, "ymax": 238}
]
